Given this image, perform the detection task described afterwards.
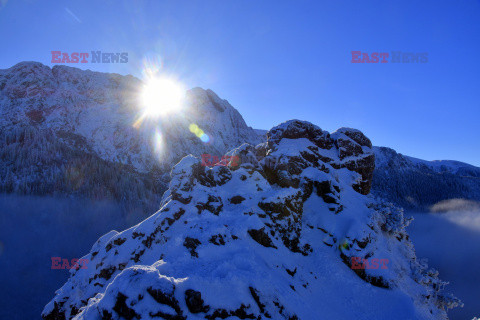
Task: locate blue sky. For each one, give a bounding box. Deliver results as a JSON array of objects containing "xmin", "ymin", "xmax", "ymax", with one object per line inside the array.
[{"xmin": 1, "ymin": 0, "xmax": 479, "ymax": 165}]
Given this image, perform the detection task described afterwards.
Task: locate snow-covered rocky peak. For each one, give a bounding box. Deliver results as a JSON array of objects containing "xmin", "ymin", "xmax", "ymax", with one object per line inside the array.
[
  {"xmin": 179, "ymin": 87, "xmax": 262, "ymax": 159},
  {"xmin": 265, "ymin": 120, "xmax": 375, "ymax": 194},
  {"xmin": 43, "ymin": 120, "xmax": 460, "ymax": 320},
  {"xmin": 0, "ymin": 61, "xmax": 259, "ymax": 172},
  {"xmin": 0, "ymin": 62, "xmax": 261, "ymax": 207}
]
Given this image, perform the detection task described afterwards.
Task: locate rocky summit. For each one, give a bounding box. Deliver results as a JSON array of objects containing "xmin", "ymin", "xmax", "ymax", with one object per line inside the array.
[{"xmin": 43, "ymin": 120, "xmax": 460, "ymax": 320}]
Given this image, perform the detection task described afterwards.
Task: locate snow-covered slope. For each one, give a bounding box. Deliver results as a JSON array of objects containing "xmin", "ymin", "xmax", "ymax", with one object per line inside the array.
[
  {"xmin": 0, "ymin": 62, "xmax": 261, "ymax": 209},
  {"xmin": 43, "ymin": 120, "xmax": 460, "ymax": 320},
  {"xmin": 372, "ymin": 146, "xmax": 480, "ymax": 210}
]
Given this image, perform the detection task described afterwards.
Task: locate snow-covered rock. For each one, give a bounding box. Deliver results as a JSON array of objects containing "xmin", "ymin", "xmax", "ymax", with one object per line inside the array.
[{"xmin": 43, "ymin": 120, "xmax": 460, "ymax": 320}]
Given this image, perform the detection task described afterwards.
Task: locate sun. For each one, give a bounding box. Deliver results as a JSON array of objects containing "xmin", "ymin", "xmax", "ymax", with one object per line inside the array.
[{"xmin": 140, "ymin": 76, "xmax": 185, "ymax": 117}]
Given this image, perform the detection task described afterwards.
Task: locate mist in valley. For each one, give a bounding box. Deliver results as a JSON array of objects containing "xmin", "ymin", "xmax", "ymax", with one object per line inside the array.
[
  {"xmin": 407, "ymin": 199, "xmax": 480, "ymax": 320},
  {"xmin": 0, "ymin": 194, "xmax": 149, "ymax": 319}
]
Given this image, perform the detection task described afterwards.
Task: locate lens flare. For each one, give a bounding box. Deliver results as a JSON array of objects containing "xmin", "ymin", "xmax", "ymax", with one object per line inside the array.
[
  {"xmin": 141, "ymin": 53, "xmax": 163, "ymax": 78},
  {"xmin": 189, "ymin": 123, "xmax": 210, "ymax": 143},
  {"xmin": 339, "ymin": 239, "xmax": 350, "ymax": 251},
  {"xmin": 152, "ymin": 129, "xmax": 164, "ymax": 159}
]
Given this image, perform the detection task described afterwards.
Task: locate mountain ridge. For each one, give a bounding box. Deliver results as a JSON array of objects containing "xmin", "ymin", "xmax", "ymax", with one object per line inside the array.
[
  {"xmin": 0, "ymin": 61, "xmax": 262, "ymax": 211},
  {"xmin": 3, "ymin": 61, "xmax": 479, "ymax": 212},
  {"xmin": 43, "ymin": 120, "xmax": 460, "ymax": 320},
  {"xmin": 372, "ymin": 146, "xmax": 480, "ymax": 210}
]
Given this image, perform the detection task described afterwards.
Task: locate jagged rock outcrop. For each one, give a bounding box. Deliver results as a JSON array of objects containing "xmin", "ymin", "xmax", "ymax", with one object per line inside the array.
[
  {"xmin": 43, "ymin": 120, "xmax": 460, "ymax": 320},
  {"xmin": 264, "ymin": 121, "xmax": 375, "ymax": 195}
]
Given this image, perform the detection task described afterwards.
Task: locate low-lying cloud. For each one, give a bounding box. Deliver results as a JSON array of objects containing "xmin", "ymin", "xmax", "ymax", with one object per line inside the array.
[
  {"xmin": 409, "ymin": 201, "xmax": 480, "ymax": 320},
  {"xmin": 429, "ymin": 198, "xmax": 480, "ymax": 232},
  {"xmin": 430, "ymin": 198, "xmax": 480, "ymax": 213}
]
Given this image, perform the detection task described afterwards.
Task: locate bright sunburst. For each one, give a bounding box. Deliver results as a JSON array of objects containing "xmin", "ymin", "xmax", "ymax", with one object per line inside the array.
[{"xmin": 140, "ymin": 76, "xmax": 185, "ymax": 117}]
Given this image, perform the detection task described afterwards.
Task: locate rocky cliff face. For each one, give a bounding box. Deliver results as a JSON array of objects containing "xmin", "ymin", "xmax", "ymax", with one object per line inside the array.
[
  {"xmin": 43, "ymin": 120, "xmax": 460, "ymax": 320},
  {"xmin": 0, "ymin": 62, "xmax": 261, "ymax": 210},
  {"xmin": 372, "ymin": 146, "xmax": 480, "ymax": 210}
]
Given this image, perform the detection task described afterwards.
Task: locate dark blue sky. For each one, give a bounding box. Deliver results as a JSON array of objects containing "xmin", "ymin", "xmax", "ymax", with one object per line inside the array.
[{"xmin": 1, "ymin": 0, "xmax": 479, "ymax": 165}]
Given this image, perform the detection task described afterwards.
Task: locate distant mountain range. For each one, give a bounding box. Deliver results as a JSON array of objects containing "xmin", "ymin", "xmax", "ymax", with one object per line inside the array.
[
  {"xmin": 372, "ymin": 146, "xmax": 480, "ymax": 211},
  {"xmin": 1, "ymin": 61, "xmax": 478, "ymax": 214}
]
